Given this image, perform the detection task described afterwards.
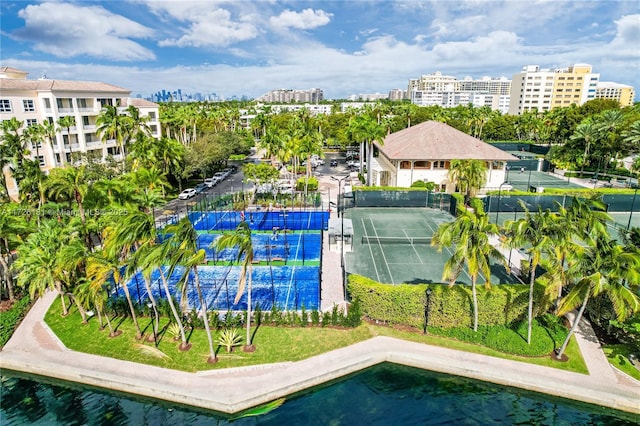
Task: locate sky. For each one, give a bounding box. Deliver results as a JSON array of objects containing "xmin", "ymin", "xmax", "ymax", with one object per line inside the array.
[{"xmin": 1, "ymin": 1, "xmax": 639, "ymax": 100}]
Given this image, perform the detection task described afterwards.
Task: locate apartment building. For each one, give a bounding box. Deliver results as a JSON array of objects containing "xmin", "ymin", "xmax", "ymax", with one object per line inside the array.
[
  {"xmin": 256, "ymin": 88, "xmax": 324, "ymax": 103},
  {"xmin": 408, "ymin": 72, "xmax": 511, "ymax": 113},
  {"xmin": 508, "ymin": 64, "xmax": 600, "ymax": 115},
  {"xmin": 595, "ymin": 82, "xmax": 635, "ymax": 107},
  {"xmin": 0, "ymin": 66, "xmax": 160, "ymax": 200}
]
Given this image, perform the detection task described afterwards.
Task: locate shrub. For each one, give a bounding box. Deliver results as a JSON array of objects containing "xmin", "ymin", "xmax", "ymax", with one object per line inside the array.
[
  {"xmin": 310, "ymin": 309, "xmax": 320, "ymax": 326},
  {"xmin": 348, "ymin": 274, "xmax": 548, "ymax": 330},
  {"xmin": 344, "ymin": 298, "xmax": 362, "ymax": 327},
  {"xmin": 300, "ymin": 306, "xmax": 308, "ymax": 327},
  {"xmin": 0, "ymin": 296, "xmax": 32, "ymax": 347},
  {"xmin": 296, "ymin": 176, "xmax": 318, "ymax": 191},
  {"xmin": 217, "ymin": 327, "xmax": 243, "ymax": 353},
  {"xmin": 322, "ymin": 311, "xmax": 331, "ymax": 327}
]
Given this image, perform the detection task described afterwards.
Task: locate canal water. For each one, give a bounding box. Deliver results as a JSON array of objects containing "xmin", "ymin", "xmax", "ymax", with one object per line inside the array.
[{"xmin": 2, "ymin": 363, "xmax": 638, "ymax": 425}]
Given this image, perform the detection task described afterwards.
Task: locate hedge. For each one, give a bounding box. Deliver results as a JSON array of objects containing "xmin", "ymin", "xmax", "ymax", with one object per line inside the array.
[
  {"xmin": 0, "ymin": 295, "xmax": 32, "ymax": 347},
  {"xmin": 348, "ymin": 274, "xmax": 548, "ymax": 330}
]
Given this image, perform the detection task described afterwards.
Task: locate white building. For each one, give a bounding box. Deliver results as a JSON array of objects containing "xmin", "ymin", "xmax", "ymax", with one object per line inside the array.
[
  {"xmin": 0, "ymin": 66, "xmax": 160, "ymax": 200},
  {"xmin": 369, "ymin": 121, "xmax": 517, "ymax": 192},
  {"xmin": 509, "ymin": 64, "xmax": 600, "ymax": 115},
  {"xmin": 256, "ymin": 88, "xmax": 324, "ymax": 103},
  {"xmin": 595, "ymin": 82, "xmax": 635, "ymax": 107}
]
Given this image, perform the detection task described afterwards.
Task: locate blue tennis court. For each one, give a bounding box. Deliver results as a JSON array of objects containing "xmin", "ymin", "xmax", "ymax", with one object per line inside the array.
[
  {"xmin": 116, "ymin": 265, "xmax": 320, "ymax": 311},
  {"xmin": 196, "ymin": 232, "xmax": 322, "ymax": 263},
  {"xmin": 188, "ymin": 210, "xmax": 329, "ymax": 232}
]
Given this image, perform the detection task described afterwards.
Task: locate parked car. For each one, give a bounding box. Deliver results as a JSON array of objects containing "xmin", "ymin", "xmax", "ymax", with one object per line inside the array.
[
  {"xmin": 204, "ymin": 178, "xmax": 216, "ymax": 188},
  {"xmin": 178, "ymin": 188, "xmax": 197, "ymax": 200},
  {"xmin": 330, "ymin": 159, "xmax": 338, "ymax": 167},
  {"xmin": 194, "ymin": 183, "xmax": 208, "ymax": 193},
  {"xmin": 213, "ymin": 172, "xmax": 225, "ymax": 183},
  {"xmin": 347, "ymin": 160, "xmax": 360, "ymax": 169}
]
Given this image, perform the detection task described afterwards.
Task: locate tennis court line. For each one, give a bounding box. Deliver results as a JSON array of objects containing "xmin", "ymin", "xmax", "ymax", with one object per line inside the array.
[
  {"xmin": 402, "ymin": 228, "xmax": 425, "ymax": 264},
  {"xmin": 421, "ymin": 216, "xmax": 473, "ymax": 283},
  {"xmin": 212, "ymin": 211, "xmax": 229, "ymax": 230},
  {"xmin": 368, "ymin": 218, "xmax": 396, "ymax": 284},
  {"xmin": 284, "ymin": 232, "xmax": 302, "ymax": 310},
  {"xmin": 360, "ymin": 218, "xmax": 382, "ymax": 283}
]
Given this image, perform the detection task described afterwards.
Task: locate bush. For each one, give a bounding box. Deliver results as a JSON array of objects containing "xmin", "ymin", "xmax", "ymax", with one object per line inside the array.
[
  {"xmin": 296, "ymin": 176, "xmax": 318, "ymax": 191},
  {"xmin": 0, "ymin": 296, "xmax": 32, "ymax": 347},
  {"xmin": 311, "ymin": 309, "xmax": 320, "ymax": 326},
  {"xmin": 344, "ymin": 298, "xmax": 362, "ymax": 327},
  {"xmin": 348, "ymin": 275, "xmax": 548, "ymax": 330}
]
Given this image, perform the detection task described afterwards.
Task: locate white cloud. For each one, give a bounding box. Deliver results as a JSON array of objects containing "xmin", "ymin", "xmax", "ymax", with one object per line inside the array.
[
  {"xmin": 269, "ymin": 8, "xmax": 332, "ymax": 30},
  {"xmin": 11, "ymin": 2, "xmax": 155, "ymax": 61},
  {"xmin": 158, "ymin": 8, "xmax": 259, "ymax": 47}
]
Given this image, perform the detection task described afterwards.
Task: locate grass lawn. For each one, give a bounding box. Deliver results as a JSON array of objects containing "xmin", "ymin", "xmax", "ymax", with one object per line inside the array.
[
  {"xmin": 603, "ymin": 344, "xmax": 640, "ymax": 381},
  {"xmin": 45, "ymin": 299, "xmax": 589, "ymax": 374}
]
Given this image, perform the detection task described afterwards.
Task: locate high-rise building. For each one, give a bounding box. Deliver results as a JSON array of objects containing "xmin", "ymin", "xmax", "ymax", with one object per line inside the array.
[
  {"xmin": 595, "ymin": 82, "xmax": 635, "ymax": 107},
  {"xmin": 408, "ymin": 72, "xmax": 511, "ymax": 113},
  {"xmin": 0, "ymin": 66, "xmax": 160, "ymax": 200},
  {"xmin": 508, "ymin": 64, "xmax": 600, "ymax": 115},
  {"xmin": 256, "ymin": 88, "xmax": 324, "ymax": 103}
]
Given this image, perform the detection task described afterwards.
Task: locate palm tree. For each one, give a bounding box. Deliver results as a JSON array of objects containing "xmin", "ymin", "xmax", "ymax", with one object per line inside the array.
[
  {"xmin": 0, "ymin": 203, "xmax": 28, "ymax": 301},
  {"xmin": 96, "ymin": 104, "xmax": 128, "ymax": 169},
  {"xmin": 12, "ymin": 220, "xmax": 69, "ymax": 315},
  {"xmin": 85, "ymin": 250, "xmax": 128, "ymax": 337},
  {"xmin": 146, "ymin": 239, "xmax": 191, "ymax": 351},
  {"xmin": 56, "ymin": 116, "xmax": 76, "ymax": 163},
  {"xmin": 505, "ymin": 205, "xmax": 553, "ymax": 344},
  {"xmin": 432, "ymin": 206, "xmax": 504, "ymax": 331},
  {"xmin": 555, "ymin": 238, "xmax": 640, "ymax": 359},
  {"xmin": 213, "ymin": 221, "xmax": 256, "ymax": 350},
  {"xmin": 46, "ymin": 165, "xmax": 91, "ymax": 248},
  {"xmin": 166, "ymin": 217, "xmax": 217, "ymax": 363},
  {"xmin": 347, "ymin": 112, "xmax": 385, "ymax": 186},
  {"xmin": 570, "ymin": 121, "xmax": 597, "ymax": 177},
  {"xmin": 448, "ymin": 159, "xmax": 487, "ymax": 205}
]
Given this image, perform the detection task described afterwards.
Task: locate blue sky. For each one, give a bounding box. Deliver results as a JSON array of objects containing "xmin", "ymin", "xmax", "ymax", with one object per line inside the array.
[{"xmin": 1, "ymin": 1, "xmax": 639, "ymax": 100}]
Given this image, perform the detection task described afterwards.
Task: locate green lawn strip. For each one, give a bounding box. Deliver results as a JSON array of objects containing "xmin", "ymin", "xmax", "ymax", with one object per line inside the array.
[
  {"xmin": 44, "ymin": 300, "xmax": 372, "ymax": 372},
  {"xmin": 603, "ymin": 344, "xmax": 640, "ymax": 381},
  {"xmin": 45, "ymin": 299, "xmax": 588, "ymax": 374}
]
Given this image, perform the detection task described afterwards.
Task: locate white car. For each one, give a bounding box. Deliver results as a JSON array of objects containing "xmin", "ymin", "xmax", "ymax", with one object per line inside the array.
[
  {"xmin": 204, "ymin": 178, "xmax": 216, "ymax": 188},
  {"xmin": 347, "ymin": 160, "xmax": 360, "ymax": 168},
  {"xmin": 178, "ymin": 188, "xmax": 197, "ymax": 200}
]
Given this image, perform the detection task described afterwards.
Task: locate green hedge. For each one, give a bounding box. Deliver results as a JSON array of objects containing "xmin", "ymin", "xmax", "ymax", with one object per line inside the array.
[
  {"xmin": 0, "ymin": 295, "xmax": 32, "ymax": 347},
  {"xmin": 348, "ymin": 275, "xmax": 547, "ymax": 330}
]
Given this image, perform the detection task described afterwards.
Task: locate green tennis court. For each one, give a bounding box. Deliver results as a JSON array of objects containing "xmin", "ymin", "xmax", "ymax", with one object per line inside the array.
[
  {"xmin": 344, "ymin": 208, "xmax": 516, "ymax": 286},
  {"xmin": 506, "ymin": 171, "xmax": 585, "ymax": 191}
]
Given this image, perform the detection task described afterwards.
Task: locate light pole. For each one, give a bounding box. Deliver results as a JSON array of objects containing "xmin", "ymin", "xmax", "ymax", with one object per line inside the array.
[
  {"xmin": 495, "ymin": 182, "xmax": 510, "ymax": 223},
  {"xmin": 627, "ymin": 184, "xmax": 638, "ymax": 231},
  {"xmin": 331, "ymin": 175, "xmax": 350, "ymax": 301}
]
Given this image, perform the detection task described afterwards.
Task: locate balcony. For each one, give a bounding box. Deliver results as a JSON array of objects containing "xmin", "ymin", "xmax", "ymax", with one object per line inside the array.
[
  {"xmin": 58, "ymin": 108, "xmax": 74, "ymax": 114},
  {"xmin": 82, "ymin": 124, "xmax": 96, "ymax": 131}
]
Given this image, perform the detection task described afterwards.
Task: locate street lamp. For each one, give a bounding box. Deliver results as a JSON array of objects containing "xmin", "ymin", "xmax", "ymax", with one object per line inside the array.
[
  {"xmin": 331, "ymin": 175, "xmax": 350, "ymax": 301},
  {"xmin": 495, "ymin": 181, "xmax": 511, "ymax": 223}
]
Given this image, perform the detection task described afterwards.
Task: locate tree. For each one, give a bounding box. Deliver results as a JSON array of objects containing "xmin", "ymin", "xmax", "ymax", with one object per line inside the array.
[
  {"xmin": 46, "ymin": 166, "xmax": 91, "ymax": 248},
  {"xmin": 505, "ymin": 205, "xmax": 553, "ymax": 344},
  {"xmin": 96, "ymin": 104, "xmax": 128, "ymax": 170},
  {"xmin": 570, "ymin": 121, "xmax": 598, "ymax": 176},
  {"xmin": 213, "ymin": 221, "xmax": 256, "ymax": 350},
  {"xmin": 556, "ymin": 238, "xmax": 640, "ymax": 359},
  {"xmin": 347, "ymin": 112, "xmax": 385, "ymax": 186},
  {"xmin": 448, "ymin": 159, "xmax": 487, "ymax": 204},
  {"xmin": 432, "ymin": 206, "xmax": 504, "ymax": 331},
  {"xmin": 166, "ymin": 217, "xmax": 218, "ymax": 363},
  {"xmin": 85, "ymin": 250, "xmax": 128, "ymax": 337},
  {"xmin": 56, "ymin": 115, "xmax": 76, "ymax": 163},
  {"xmin": 0, "ymin": 203, "xmax": 28, "ymax": 301}
]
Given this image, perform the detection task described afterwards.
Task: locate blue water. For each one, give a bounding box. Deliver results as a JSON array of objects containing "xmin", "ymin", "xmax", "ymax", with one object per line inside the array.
[
  {"xmin": 2, "ymin": 364, "xmax": 637, "ymax": 425},
  {"xmin": 119, "ymin": 265, "xmax": 320, "ymax": 311},
  {"xmin": 189, "ymin": 210, "xmax": 329, "ymax": 232}
]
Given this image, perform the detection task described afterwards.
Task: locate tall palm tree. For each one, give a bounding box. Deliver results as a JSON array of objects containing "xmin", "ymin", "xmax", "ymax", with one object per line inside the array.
[
  {"xmin": 166, "ymin": 217, "xmax": 217, "ymax": 363},
  {"xmin": 570, "ymin": 121, "xmax": 597, "ymax": 177},
  {"xmin": 85, "ymin": 250, "xmax": 128, "ymax": 337},
  {"xmin": 448, "ymin": 159, "xmax": 487, "ymax": 205},
  {"xmin": 347, "ymin": 112, "xmax": 386, "ymax": 186},
  {"xmin": 46, "ymin": 165, "xmax": 91, "ymax": 248},
  {"xmin": 505, "ymin": 205, "xmax": 553, "ymax": 344},
  {"xmin": 56, "ymin": 116, "xmax": 76, "ymax": 163},
  {"xmin": 432, "ymin": 206, "xmax": 504, "ymax": 331},
  {"xmin": 555, "ymin": 238, "xmax": 640, "ymax": 359},
  {"xmin": 213, "ymin": 221, "xmax": 256, "ymax": 350},
  {"xmin": 96, "ymin": 104, "xmax": 128, "ymax": 169}
]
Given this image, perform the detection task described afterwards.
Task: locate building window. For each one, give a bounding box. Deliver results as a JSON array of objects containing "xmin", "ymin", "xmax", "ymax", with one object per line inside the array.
[
  {"xmin": 148, "ymin": 112, "xmax": 156, "ymax": 120},
  {"xmin": 23, "ymin": 100, "xmax": 35, "ymax": 112},
  {"xmin": 26, "ymin": 118, "xmax": 38, "ymax": 127},
  {"xmin": 37, "ymin": 156, "xmax": 45, "ymax": 167},
  {"xmin": 400, "ymin": 161, "xmax": 411, "ymax": 169},
  {"xmin": 414, "ymin": 161, "xmax": 430, "ymax": 169},
  {"xmin": 433, "ymin": 160, "xmax": 447, "ymax": 169},
  {"xmin": 82, "ymin": 116, "xmax": 90, "ymax": 126},
  {"xmin": 0, "ymin": 99, "xmax": 11, "ymax": 112}
]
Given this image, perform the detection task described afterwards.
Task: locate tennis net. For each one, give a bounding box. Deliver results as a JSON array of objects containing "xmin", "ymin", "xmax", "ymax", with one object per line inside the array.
[{"xmin": 361, "ymin": 235, "xmax": 432, "ymax": 245}]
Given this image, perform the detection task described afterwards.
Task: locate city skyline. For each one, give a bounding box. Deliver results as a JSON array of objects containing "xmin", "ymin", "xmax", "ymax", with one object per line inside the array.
[{"xmin": 1, "ymin": 1, "xmax": 638, "ymax": 99}]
